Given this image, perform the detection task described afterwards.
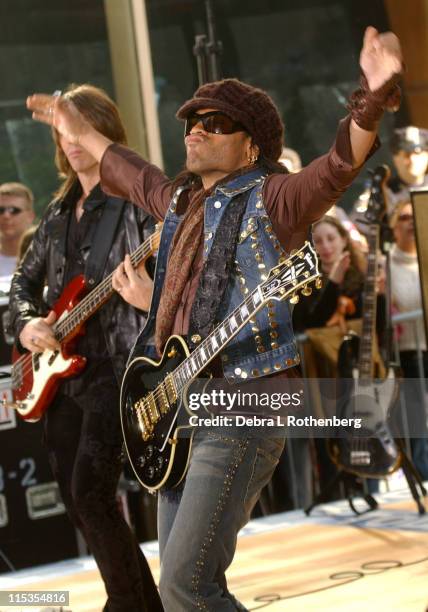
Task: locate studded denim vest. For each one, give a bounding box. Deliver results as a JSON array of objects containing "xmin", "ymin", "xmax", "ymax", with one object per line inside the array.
[{"xmin": 130, "ymin": 167, "xmax": 300, "ymax": 382}]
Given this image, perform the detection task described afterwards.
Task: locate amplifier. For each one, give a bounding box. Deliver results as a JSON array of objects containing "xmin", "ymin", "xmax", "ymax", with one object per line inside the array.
[{"xmin": 0, "ymin": 377, "xmax": 80, "ymax": 572}]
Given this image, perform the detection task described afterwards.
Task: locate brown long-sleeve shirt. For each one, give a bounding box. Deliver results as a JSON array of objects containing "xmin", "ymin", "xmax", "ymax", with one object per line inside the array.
[{"xmin": 100, "ymin": 115, "xmax": 378, "ymax": 335}]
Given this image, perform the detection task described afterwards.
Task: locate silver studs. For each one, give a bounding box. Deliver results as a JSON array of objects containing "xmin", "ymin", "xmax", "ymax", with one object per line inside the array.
[{"xmin": 214, "ymin": 200, "xmax": 222, "ymax": 209}]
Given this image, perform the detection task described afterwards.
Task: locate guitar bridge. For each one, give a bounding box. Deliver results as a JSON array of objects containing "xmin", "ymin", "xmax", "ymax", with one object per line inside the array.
[{"xmin": 350, "ymin": 451, "xmax": 371, "ymax": 466}]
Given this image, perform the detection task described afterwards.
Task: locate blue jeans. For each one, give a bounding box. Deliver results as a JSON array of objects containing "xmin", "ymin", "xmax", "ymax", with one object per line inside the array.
[{"xmin": 157, "ymin": 429, "xmax": 284, "ymax": 611}]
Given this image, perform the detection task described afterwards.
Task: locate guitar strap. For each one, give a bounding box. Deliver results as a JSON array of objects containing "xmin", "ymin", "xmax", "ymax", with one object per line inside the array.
[{"xmin": 85, "ymin": 197, "xmax": 126, "ymax": 287}]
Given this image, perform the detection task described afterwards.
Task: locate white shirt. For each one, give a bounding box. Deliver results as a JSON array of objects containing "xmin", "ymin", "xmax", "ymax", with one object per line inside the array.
[
  {"xmin": 390, "ymin": 244, "xmax": 426, "ymax": 351},
  {"xmin": 0, "ymin": 253, "xmax": 17, "ymax": 295}
]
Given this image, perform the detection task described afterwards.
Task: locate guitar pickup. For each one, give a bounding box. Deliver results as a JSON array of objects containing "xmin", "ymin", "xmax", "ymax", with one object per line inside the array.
[
  {"xmin": 350, "ymin": 451, "xmax": 371, "ymax": 466},
  {"xmin": 48, "ymin": 350, "xmax": 60, "ymax": 366},
  {"xmin": 33, "ymin": 353, "xmax": 41, "ymax": 371}
]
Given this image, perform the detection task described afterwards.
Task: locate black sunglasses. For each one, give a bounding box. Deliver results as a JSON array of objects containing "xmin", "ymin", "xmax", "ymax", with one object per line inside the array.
[
  {"xmin": 184, "ymin": 111, "xmax": 245, "ymax": 136},
  {"xmin": 0, "ymin": 206, "xmax": 25, "ymax": 216}
]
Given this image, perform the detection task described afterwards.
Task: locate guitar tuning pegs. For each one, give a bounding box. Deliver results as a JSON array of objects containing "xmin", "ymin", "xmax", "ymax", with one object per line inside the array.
[
  {"xmin": 315, "ymin": 277, "xmax": 322, "ymax": 289},
  {"xmin": 289, "ymin": 294, "xmax": 300, "ymax": 304},
  {"xmin": 301, "ymin": 285, "xmax": 312, "ymax": 297}
]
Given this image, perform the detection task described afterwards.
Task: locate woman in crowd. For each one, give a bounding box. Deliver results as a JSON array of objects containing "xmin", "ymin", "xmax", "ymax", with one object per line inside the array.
[{"xmin": 293, "ymin": 215, "xmax": 366, "ymax": 333}]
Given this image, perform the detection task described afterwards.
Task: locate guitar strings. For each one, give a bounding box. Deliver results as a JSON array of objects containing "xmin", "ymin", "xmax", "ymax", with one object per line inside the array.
[
  {"xmin": 11, "ymin": 234, "xmax": 159, "ymax": 386},
  {"xmin": 135, "ymin": 266, "xmax": 320, "ymax": 422},
  {"xmin": 134, "ymin": 289, "xmax": 264, "ymax": 427},
  {"xmin": 352, "ymin": 225, "xmax": 379, "ymax": 457},
  {"xmin": 55, "ymin": 234, "xmax": 157, "ymax": 339},
  {"xmin": 137, "ymin": 271, "xmax": 317, "ymax": 423}
]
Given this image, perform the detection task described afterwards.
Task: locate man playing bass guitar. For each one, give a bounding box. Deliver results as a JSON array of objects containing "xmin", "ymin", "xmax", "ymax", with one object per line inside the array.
[{"xmin": 9, "ymin": 84, "xmax": 163, "ymax": 612}]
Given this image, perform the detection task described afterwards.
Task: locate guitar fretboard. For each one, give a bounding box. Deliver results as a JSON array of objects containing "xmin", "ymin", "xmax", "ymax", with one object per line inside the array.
[
  {"xmin": 53, "ymin": 232, "xmax": 159, "ymax": 342},
  {"xmin": 358, "ymin": 225, "xmax": 379, "ymax": 379},
  {"xmin": 173, "ymin": 287, "xmax": 264, "ymax": 392}
]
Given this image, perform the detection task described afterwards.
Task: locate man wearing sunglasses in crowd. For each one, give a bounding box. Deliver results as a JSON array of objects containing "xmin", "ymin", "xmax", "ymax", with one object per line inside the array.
[
  {"xmin": 27, "ymin": 26, "xmax": 402, "ymax": 612},
  {"xmin": 0, "ymin": 182, "xmax": 35, "ymax": 294}
]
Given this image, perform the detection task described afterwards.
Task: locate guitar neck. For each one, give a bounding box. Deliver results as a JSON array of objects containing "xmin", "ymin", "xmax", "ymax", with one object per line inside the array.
[
  {"xmin": 170, "ymin": 245, "xmax": 319, "ymax": 392},
  {"xmin": 358, "ymin": 224, "xmax": 379, "ymax": 378},
  {"xmin": 172, "ymin": 286, "xmax": 266, "ymax": 393},
  {"xmin": 54, "ymin": 231, "xmax": 159, "ymax": 342}
]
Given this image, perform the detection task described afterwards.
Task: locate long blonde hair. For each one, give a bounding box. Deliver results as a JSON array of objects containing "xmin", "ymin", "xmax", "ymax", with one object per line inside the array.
[{"xmin": 53, "ymin": 84, "xmax": 127, "ymax": 201}]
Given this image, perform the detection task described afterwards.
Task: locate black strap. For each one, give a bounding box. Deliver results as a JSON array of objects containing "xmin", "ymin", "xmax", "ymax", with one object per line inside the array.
[
  {"xmin": 189, "ymin": 190, "xmax": 251, "ymax": 342},
  {"xmin": 85, "ymin": 197, "xmax": 126, "ymax": 286}
]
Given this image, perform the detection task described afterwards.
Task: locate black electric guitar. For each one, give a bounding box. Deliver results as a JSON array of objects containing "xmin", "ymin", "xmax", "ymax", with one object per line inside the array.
[
  {"xmin": 328, "ymin": 166, "xmax": 401, "ymax": 478},
  {"xmin": 121, "ymin": 242, "xmax": 321, "ymax": 491}
]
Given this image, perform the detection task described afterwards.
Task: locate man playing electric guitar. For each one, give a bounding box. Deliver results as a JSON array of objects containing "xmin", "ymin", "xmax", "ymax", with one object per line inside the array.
[
  {"xmin": 9, "ymin": 85, "xmax": 163, "ymax": 612},
  {"xmin": 27, "ymin": 27, "xmax": 403, "ymax": 612}
]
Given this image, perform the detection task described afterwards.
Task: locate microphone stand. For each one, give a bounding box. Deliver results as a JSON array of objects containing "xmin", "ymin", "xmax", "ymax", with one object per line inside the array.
[{"xmin": 193, "ymin": 0, "xmax": 223, "ymax": 86}]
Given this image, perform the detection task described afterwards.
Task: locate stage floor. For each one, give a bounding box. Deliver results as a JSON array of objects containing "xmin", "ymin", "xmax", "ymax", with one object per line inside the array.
[{"xmin": 0, "ymin": 486, "xmax": 427, "ymax": 611}]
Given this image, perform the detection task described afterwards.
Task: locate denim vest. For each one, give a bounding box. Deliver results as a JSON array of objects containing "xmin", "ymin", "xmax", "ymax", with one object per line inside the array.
[{"xmin": 130, "ymin": 167, "xmax": 300, "ymax": 382}]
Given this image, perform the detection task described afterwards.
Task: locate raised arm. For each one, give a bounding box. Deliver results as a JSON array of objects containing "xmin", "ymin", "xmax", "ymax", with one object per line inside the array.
[
  {"xmin": 349, "ymin": 26, "xmax": 402, "ymax": 167},
  {"xmin": 264, "ymin": 26, "xmax": 403, "ymax": 250},
  {"xmin": 26, "ymin": 93, "xmax": 172, "ymax": 220}
]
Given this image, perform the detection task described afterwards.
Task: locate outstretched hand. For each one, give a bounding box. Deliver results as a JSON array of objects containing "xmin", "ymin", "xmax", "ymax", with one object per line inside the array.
[
  {"xmin": 26, "ymin": 93, "xmax": 90, "ymax": 144},
  {"xmin": 360, "ymin": 26, "xmax": 403, "ymax": 92}
]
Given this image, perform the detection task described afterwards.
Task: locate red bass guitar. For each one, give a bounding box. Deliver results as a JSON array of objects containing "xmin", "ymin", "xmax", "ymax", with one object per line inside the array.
[{"xmin": 9, "ymin": 229, "xmax": 160, "ymax": 421}]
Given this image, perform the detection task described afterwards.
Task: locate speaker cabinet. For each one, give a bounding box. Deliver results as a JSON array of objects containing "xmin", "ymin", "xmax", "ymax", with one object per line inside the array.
[{"xmin": 0, "ymin": 377, "xmax": 80, "ymax": 572}]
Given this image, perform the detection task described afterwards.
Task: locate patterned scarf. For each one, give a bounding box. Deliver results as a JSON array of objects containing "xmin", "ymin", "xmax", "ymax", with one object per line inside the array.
[
  {"xmin": 154, "ymin": 185, "xmax": 206, "ymax": 353},
  {"xmin": 155, "ymin": 166, "xmax": 257, "ymax": 353}
]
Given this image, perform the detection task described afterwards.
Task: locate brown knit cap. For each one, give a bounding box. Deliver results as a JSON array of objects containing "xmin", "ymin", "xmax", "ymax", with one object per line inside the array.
[{"xmin": 176, "ymin": 78, "xmax": 284, "ymax": 162}]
